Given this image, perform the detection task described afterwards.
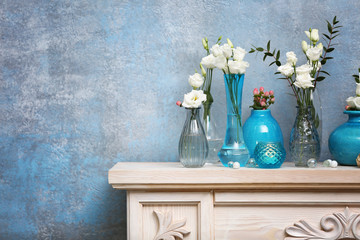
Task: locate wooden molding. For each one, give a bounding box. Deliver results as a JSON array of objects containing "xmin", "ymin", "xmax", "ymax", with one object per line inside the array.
[
  {"xmin": 285, "ymin": 207, "xmax": 360, "ymax": 240},
  {"xmin": 153, "ymin": 210, "xmax": 190, "ymax": 240}
]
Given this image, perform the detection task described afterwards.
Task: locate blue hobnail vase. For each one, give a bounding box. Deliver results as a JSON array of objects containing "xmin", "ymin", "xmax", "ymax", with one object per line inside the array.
[
  {"xmin": 218, "ymin": 74, "xmax": 250, "ymax": 167},
  {"xmin": 243, "ymin": 109, "xmax": 284, "ymax": 158},
  {"xmin": 328, "ymin": 111, "xmax": 360, "ymax": 166},
  {"xmin": 254, "ymin": 142, "xmax": 286, "ymax": 168}
]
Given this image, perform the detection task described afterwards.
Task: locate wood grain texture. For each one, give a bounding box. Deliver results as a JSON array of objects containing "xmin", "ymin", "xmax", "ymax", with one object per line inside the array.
[{"xmin": 109, "ymin": 162, "xmax": 360, "ymax": 190}]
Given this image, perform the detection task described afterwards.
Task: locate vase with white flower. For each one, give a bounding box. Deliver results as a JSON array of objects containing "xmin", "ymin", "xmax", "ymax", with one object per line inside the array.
[
  {"xmin": 198, "ymin": 36, "xmax": 223, "ymax": 164},
  {"xmin": 177, "ymin": 75, "xmax": 209, "ymax": 167},
  {"xmin": 250, "ymin": 16, "xmax": 341, "ymax": 166},
  {"xmin": 205, "ymin": 38, "xmax": 250, "ymax": 167},
  {"xmin": 329, "ymin": 68, "xmax": 360, "ymax": 166}
]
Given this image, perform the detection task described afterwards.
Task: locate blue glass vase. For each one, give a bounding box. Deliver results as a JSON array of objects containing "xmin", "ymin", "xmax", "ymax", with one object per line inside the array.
[
  {"xmin": 218, "ymin": 74, "xmax": 250, "ymax": 167},
  {"xmin": 254, "ymin": 142, "xmax": 286, "ymax": 168},
  {"xmin": 328, "ymin": 111, "xmax": 360, "ymax": 166},
  {"xmin": 178, "ymin": 107, "xmax": 209, "ymax": 168},
  {"xmin": 243, "ymin": 109, "xmax": 284, "ymax": 158}
]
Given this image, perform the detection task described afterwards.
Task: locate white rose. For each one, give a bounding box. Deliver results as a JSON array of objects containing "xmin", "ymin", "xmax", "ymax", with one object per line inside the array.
[
  {"xmin": 286, "ymin": 51, "xmax": 297, "ymax": 66},
  {"xmin": 277, "ymin": 63, "xmax": 294, "ymax": 77},
  {"xmin": 233, "ymin": 47, "xmax": 247, "ymax": 61},
  {"xmin": 188, "ymin": 73, "xmax": 204, "ymax": 88},
  {"xmin": 305, "ymin": 29, "xmax": 319, "ymax": 42},
  {"xmin": 306, "ymin": 47, "xmax": 322, "ymax": 62},
  {"xmin": 182, "ymin": 90, "xmax": 207, "ymax": 108},
  {"xmin": 200, "ymin": 54, "xmax": 216, "ymax": 69},
  {"xmin": 210, "ymin": 44, "xmax": 222, "ymax": 57},
  {"xmin": 214, "ymin": 55, "xmax": 227, "ymax": 70},
  {"xmin": 301, "ymin": 41, "xmax": 309, "ymax": 53},
  {"xmin": 221, "ymin": 44, "xmax": 233, "ymax": 59},
  {"xmin": 354, "ymin": 97, "xmax": 360, "ymax": 110},
  {"xmin": 296, "ymin": 64, "xmax": 313, "ymax": 74},
  {"xmin": 228, "ymin": 60, "xmax": 249, "ymax": 74},
  {"xmin": 356, "ymin": 83, "xmax": 360, "ymax": 97},
  {"xmin": 346, "ymin": 96, "xmax": 356, "ymax": 108},
  {"xmin": 294, "ymin": 73, "xmax": 314, "ymax": 89}
]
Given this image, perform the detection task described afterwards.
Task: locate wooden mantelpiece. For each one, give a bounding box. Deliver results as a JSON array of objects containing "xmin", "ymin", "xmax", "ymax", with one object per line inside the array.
[{"xmin": 108, "ymin": 162, "xmax": 360, "ymax": 240}]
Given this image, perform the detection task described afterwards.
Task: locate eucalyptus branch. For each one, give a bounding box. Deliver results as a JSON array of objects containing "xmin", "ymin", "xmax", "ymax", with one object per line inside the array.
[{"xmin": 352, "ymin": 68, "xmax": 360, "ymax": 83}]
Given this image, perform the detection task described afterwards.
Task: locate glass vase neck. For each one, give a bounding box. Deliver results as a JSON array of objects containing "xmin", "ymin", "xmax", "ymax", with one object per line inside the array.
[{"xmin": 344, "ymin": 110, "xmax": 360, "ymax": 123}]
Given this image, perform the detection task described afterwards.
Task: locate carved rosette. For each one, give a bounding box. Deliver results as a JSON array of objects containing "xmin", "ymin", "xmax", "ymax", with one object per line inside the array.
[
  {"xmin": 285, "ymin": 207, "xmax": 360, "ymax": 240},
  {"xmin": 153, "ymin": 210, "xmax": 190, "ymax": 240}
]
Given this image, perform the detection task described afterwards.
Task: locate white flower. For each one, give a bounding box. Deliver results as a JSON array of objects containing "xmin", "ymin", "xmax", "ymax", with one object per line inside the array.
[
  {"xmin": 305, "ymin": 29, "xmax": 319, "ymax": 42},
  {"xmin": 233, "ymin": 47, "xmax": 247, "ymax": 61},
  {"xmin": 301, "ymin": 41, "xmax": 309, "ymax": 53},
  {"xmin": 228, "ymin": 60, "xmax": 249, "ymax": 74},
  {"xmin": 296, "ymin": 64, "xmax": 313, "ymax": 74},
  {"xmin": 278, "ymin": 63, "xmax": 294, "ymax": 77},
  {"xmin": 220, "ymin": 44, "xmax": 233, "ymax": 59},
  {"xmin": 188, "ymin": 73, "xmax": 204, "ymax": 88},
  {"xmin": 354, "ymin": 97, "xmax": 360, "ymax": 110},
  {"xmin": 286, "ymin": 51, "xmax": 297, "ymax": 66},
  {"xmin": 356, "ymin": 83, "xmax": 360, "ymax": 97},
  {"xmin": 306, "ymin": 46, "xmax": 322, "ymax": 62},
  {"xmin": 210, "ymin": 44, "xmax": 222, "ymax": 57},
  {"xmin": 200, "ymin": 54, "xmax": 216, "ymax": 69},
  {"xmin": 294, "ymin": 73, "xmax": 314, "ymax": 89},
  {"xmin": 346, "ymin": 96, "xmax": 356, "ymax": 108},
  {"xmin": 316, "ymin": 61, "xmax": 322, "ymax": 71},
  {"xmin": 182, "ymin": 90, "xmax": 207, "ymax": 108},
  {"xmin": 214, "ymin": 55, "xmax": 227, "ymax": 70}
]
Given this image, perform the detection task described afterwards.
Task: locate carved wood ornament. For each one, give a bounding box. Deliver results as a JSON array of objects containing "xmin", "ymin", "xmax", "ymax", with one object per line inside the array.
[
  {"xmin": 285, "ymin": 207, "xmax": 360, "ymax": 240},
  {"xmin": 153, "ymin": 210, "xmax": 190, "ymax": 240}
]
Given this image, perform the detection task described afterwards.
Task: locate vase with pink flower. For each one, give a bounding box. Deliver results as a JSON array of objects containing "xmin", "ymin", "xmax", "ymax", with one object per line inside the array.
[{"xmin": 243, "ymin": 87, "xmax": 284, "ymax": 158}]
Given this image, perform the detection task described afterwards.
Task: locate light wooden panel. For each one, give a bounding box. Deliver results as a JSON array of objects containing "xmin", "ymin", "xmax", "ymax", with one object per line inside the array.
[
  {"xmin": 128, "ymin": 191, "xmax": 213, "ymax": 240},
  {"xmin": 214, "ymin": 206, "xmax": 358, "ymax": 240}
]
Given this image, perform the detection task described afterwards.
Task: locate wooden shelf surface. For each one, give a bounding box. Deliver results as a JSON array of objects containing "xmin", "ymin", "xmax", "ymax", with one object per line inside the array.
[{"xmin": 108, "ymin": 162, "xmax": 360, "ymax": 190}]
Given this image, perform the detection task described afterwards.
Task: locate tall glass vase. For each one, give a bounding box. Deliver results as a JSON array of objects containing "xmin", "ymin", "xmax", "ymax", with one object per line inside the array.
[
  {"xmin": 218, "ymin": 74, "xmax": 249, "ymax": 167},
  {"xmin": 178, "ymin": 107, "xmax": 209, "ymax": 168},
  {"xmin": 289, "ymin": 105, "xmax": 321, "ymax": 167},
  {"xmin": 202, "ymin": 101, "xmax": 222, "ymax": 164}
]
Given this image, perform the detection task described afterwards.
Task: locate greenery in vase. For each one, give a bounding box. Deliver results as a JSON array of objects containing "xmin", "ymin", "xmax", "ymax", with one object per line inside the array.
[
  {"xmin": 249, "ymin": 16, "xmax": 341, "ymax": 117},
  {"xmin": 345, "ymin": 68, "xmax": 360, "ymax": 110}
]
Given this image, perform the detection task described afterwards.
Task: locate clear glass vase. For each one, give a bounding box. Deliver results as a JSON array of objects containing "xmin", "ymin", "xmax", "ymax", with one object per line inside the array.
[
  {"xmin": 178, "ymin": 107, "xmax": 209, "ymax": 168},
  {"xmin": 202, "ymin": 101, "xmax": 222, "ymax": 164},
  {"xmin": 289, "ymin": 106, "xmax": 321, "ymax": 167},
  {"xmin": 218, "ymin": 74, "xmax": 250, "ymax": 167}
]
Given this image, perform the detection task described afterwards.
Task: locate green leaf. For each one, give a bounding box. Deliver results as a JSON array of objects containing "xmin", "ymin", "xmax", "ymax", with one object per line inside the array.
[
  {"xmin": 267, "ymin": 40, "xmax": 270, "ymax": 51},
  {"xmin": 272, "ymin": 49, "xmax": 276, "ymax": 55},
  {"xmin": 321, "ymin": 70, "xmax": 330, "ymax": 76},
  {"xmin": 269, "ymin": 61, "xmax": 276, "ymax": 66},
  {"xmin": 264, "ymin": 52, "xmax": 273, "ymax": 56},
  {"xmin": 316, "ymin": 76, "xmax": 326, "ymax": 82},
  {"xmin": 333, "ymin": 16, "xmax": 337, "ymax": 24},
  {"xmin": 256, "ymin": 47, "xmax": 264, "ymax": 52},
  {"xmin": 275, "ymin": 61, "xmax": 281, "ymax": 66},
  {"xmin": 324, "ymin": 56, "xmax": 333, "ymax": 60},
  {"xmin": 332, "ymin": 30, "xmax": 339, "ymax": 34},
  {"xmin": 274, "ymin": 71, "xmax": 281, "ymax": 74},
  {"xmin": 326, "ymin": 48, "xmax": 335, "ymax": 53},
  {"xmin": 321, "ymin": 59, "xmax": 327, "ymax": 65},
  {"xmin": 323, "ymin": 34, "xmax": 331, "ymax": 40},
  {"xmin": 332, "ymin": 34, "xmax": 340, "ymax": 39},
  {"xmin": 333, "ymin": 25, "xmax": 343, "ymax": 29},
  {"xmin": 356, "ymin": 78, "xmax": 360, "ymax": 83},
  {"xmin": 263, "ymin": 54, "xmax": 267, "ymax": 61},
  {"xmin": 276, "ymin": 50, "xmax": 280, "ymax": 60},
  {"xmin": 352, "ymin": 75, "xmax": 359, "ymax": 78},
  {"xmin": 326, "ymin": 20, "xmax": 332, "ymax": 33},
  {"xmin": 249, "ymin": 49, "xmax": 255, "ymax": 53}
]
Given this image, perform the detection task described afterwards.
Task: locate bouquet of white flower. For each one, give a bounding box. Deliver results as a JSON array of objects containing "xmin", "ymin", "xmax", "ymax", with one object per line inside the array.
[{"xmin": 346, "ymin": 68, "xmax": 360, "ymax": 110}]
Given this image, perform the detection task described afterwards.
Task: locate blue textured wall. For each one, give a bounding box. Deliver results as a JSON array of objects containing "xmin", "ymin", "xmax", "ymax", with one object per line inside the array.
[{"xmin": 1, "ymin": 0, "xmax": 359, "ymax": 239}]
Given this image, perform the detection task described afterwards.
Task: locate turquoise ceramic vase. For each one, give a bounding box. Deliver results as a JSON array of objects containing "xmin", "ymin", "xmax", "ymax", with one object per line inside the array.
[
  {"xmin": 243, "ymin": 109, "xmax": 284, "ymax": 158},
  {"xmin": 218, "ymin": 74, "xmax": 249, "ymax": 167},
  {"xmin": 328, "ymin": 111, "xmax": 360, "ymax": 166}
]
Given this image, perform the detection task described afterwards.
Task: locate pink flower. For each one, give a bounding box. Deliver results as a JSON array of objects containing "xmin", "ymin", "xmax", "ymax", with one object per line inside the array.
[
  {"xmin": 271, "ymin": 98, "xmax": 275, "ymax": 103},
  {"xmin": 261, "ymin": 98, "xmax": 266, "ymax": 103},
  {"xmin": 259, "ymin": 87, "xmax": 264, "ymax": 92},
  {"xmin": 345, "ymin": 105, "xmax": 350, "ymax": 110},
  {"xmin": 264, "ymin": 91, "xmax": 269, "ymax": 97},
  {"xmin": 253, "ymin": 88, "xmax": 259, "ymax": 95},
  {"xmin": 260, "ymin": 101, "xmax": 266, "ymax": 107},
  {"xmin": 269, "ymin": 90, "xmax": 274, "ymax": 96},
  {"xmin": 176, "ymin": 101, "xmax": 182, "ymax": 107}
]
